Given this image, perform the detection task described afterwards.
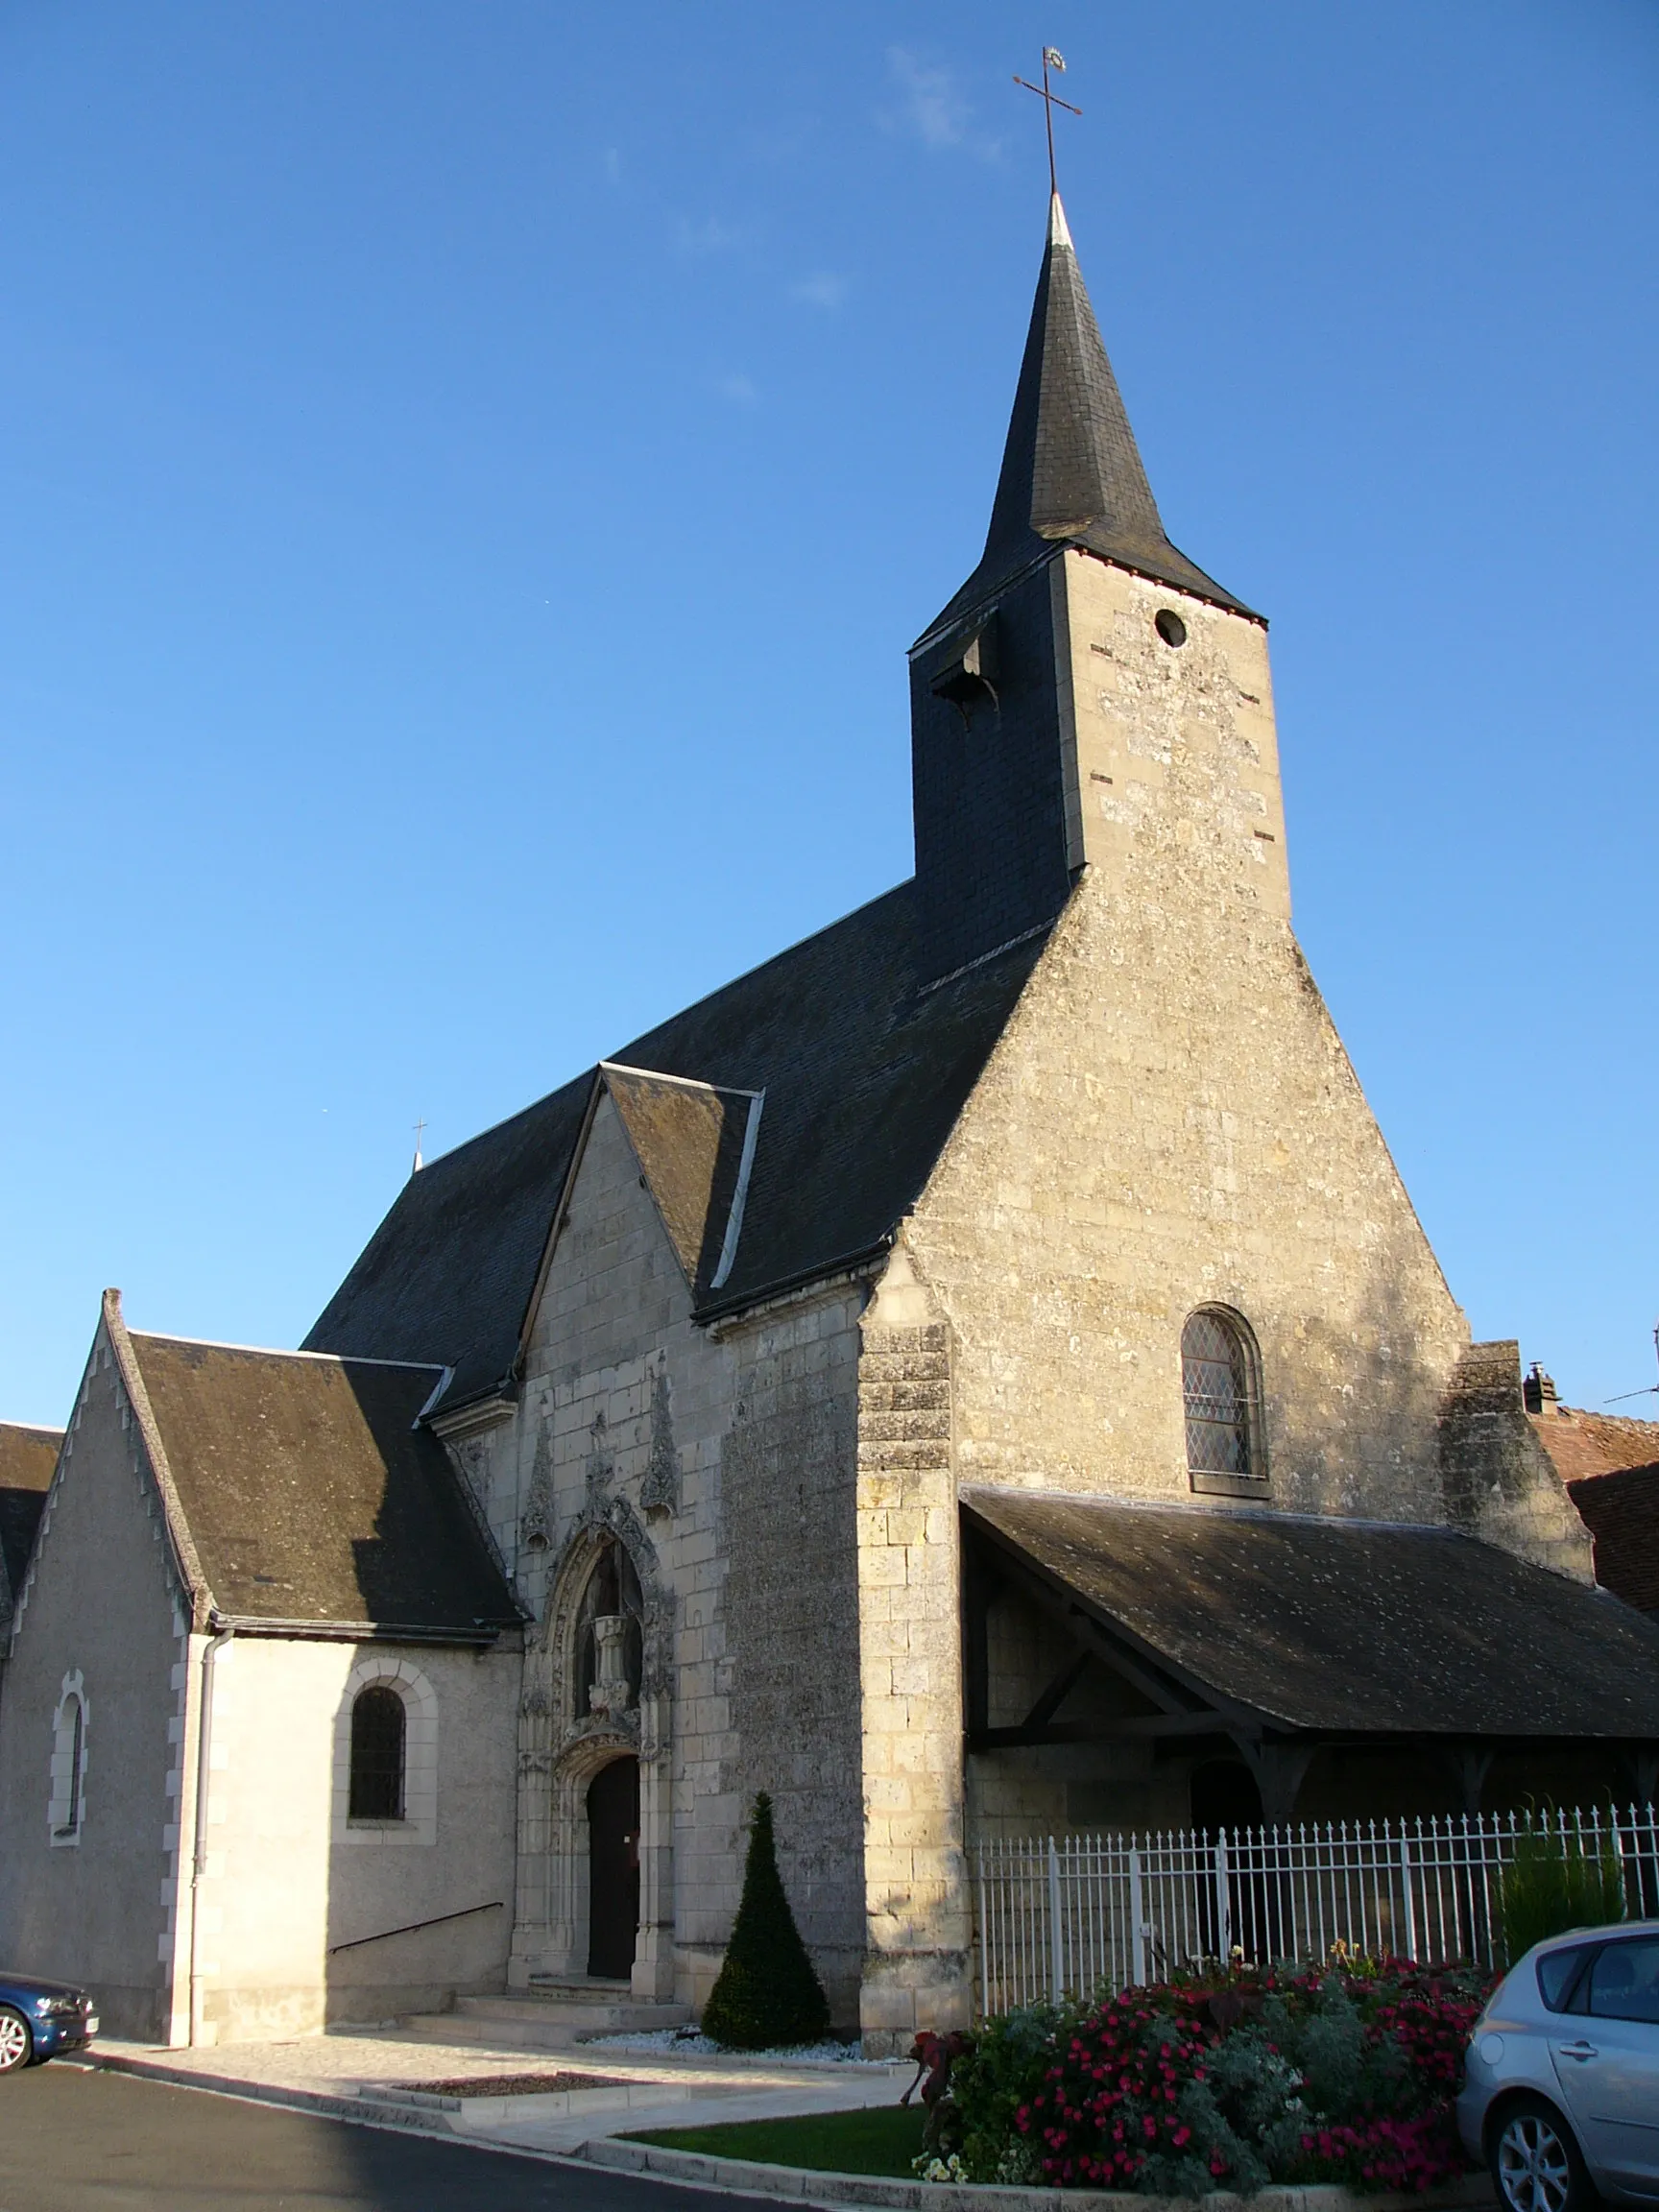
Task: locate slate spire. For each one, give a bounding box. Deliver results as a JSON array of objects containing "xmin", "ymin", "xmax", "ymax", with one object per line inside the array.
[{"xmin": 926, "ymin": 193, "xmax": 1251, "ymax": 636}]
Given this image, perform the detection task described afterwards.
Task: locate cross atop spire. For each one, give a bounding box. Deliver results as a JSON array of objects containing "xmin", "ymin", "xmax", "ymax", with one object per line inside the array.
[
  {"xmin": 921, "ymin": 191, "xmax": 1255, "ymax": 642},
  {"xmin": 1013, "ymin": 48, "xmax": 1081, "ymax": 198}
]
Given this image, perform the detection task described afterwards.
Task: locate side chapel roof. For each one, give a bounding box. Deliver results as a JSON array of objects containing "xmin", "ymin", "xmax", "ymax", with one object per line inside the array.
[
  {"xmin": 116, "ymin": 1314, "xmax": 518, "ymax": 1638},
  {"xmin": 0, "ymin": 1421, "xmax": 61, "ymax": 1621},
  {"xmin": 923, "ymin": 194, "xmax": 1254, "ymax": 643},
  {"xmin": 305, "ymin": 882, "xmax": 1053, "ymax": 1413},
  {"xmin": 966, "ymin": 1487, "xmax": 1659, "ymax": 1740}
]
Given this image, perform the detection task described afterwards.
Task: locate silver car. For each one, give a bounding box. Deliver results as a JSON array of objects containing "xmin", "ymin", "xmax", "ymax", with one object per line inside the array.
[{"xmin": 1458, "ymin": 1920, "xmax": 1659, "ymax": 2210}]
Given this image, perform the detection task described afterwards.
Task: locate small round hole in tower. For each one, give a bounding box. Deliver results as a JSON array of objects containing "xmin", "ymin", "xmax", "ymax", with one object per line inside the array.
[{"xmin": 1155, "ymin": 609, "xmax": 1188, "ymax": 648}]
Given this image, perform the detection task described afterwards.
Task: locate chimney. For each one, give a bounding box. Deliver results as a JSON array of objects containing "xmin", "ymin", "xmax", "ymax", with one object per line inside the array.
[{"xmin": 1523, "ymin": 1361, "xmax": 1560, "ymax": 1415}]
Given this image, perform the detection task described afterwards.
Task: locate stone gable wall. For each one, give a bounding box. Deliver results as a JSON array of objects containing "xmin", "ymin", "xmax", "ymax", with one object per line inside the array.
[
  {"xmin": 474, "ymin": 1091, "xmax": 867, "ymax": 2022},
  {"xmin": 904, "ymin": 566, "xmax": 1475, "ymax": 1526},
  {"xmin": 849, "ymin": 561, "xmax": 1526, "ymax": 2036},
  {"xmin": 0, "ymin": 1331, "xmax": 184, "ymax": 2039}
]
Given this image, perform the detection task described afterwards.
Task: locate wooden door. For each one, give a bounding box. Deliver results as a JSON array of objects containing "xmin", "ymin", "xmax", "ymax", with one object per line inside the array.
[{"xmin": 587, "ymin": 1758, "xmax": 640, "ymax": 1981}]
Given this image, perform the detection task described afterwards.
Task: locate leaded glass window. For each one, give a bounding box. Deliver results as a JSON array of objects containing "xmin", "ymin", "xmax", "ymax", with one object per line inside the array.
[
  {"xmin": 1182, "ymin": 1310, "xmax": 1261, "ymax": 1481},
  {"xmin": 349, "ymin": 1685, "xmax": 406, "ymax": 1821}
]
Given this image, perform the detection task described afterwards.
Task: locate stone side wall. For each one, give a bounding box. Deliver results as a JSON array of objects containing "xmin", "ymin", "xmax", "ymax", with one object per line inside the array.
[
  {"xmin": 0, "ymin": 1330, "xmax": 184, "ymax": 2039},
  {"xmin": 719, "ymin": 1287, "xmax": 867, "ymax": 2028},
  {"xmin": 187, "ymin": 1635, "xmax": 517, "ymax": 2043},
  {"xmin": 483, "ymin": 1090, "xmax": 866, "ymax": 2020},
  {"xmin": 903, "ymin": 563, "xmax": 1474, "ymax": 1527}
]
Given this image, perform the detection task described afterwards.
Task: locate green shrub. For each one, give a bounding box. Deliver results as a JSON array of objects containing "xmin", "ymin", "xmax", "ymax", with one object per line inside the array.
[
  {"xmin": 948, "ymin": 2002, "xmax": 1062, "ymax": 2181},
  {"xmin": 1497, "ymin": 1821, "xmax": 1626, "ymax": 1967},
  {"xmin": 953, "ymin": 1958, "xmax": 1492, "ymax": 2195},
  {"xmin": 702, "ymin": 1791, "xmax": 830, "ymax": 2051}
]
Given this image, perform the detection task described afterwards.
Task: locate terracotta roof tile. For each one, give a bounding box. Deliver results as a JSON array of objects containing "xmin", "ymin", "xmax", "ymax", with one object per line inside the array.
[
  {"xmin": 1565, "ymin": 1463, "xmax": 1659, "ymax": 1616},
  {"xmin": 1530, "ymin": 1404, "xmax": 1659, "ymax": 1485}
]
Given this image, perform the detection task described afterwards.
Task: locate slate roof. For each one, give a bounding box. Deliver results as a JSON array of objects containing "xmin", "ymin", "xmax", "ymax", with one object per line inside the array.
[
  {"xmin": 964, "ymin": 1487, "xmax": 1659, "ymax": 1739},
  {"xmin": 0, "ymin": 1421, "xmax": 60, "ymax": 1612},
  {"xmin": 125, "ymin": 1332, "xmax": 518, "ymax": 1636},
  {"xmin": 603, "ymin": 1065, "xmax": 758, "ymax": 1299},
  {"xmin": 923, "ymin": 195, "xmax": 1255, "ymax": 644},
  {"xmin": 306, "ymin": 882, "xmax": 1055, "ymax": 1413}
]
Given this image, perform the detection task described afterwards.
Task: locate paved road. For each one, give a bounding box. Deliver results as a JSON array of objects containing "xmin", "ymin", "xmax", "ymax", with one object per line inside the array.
[{"xmin": 0, "ymin": 2062, "xmax": 779, "ymax": 2212}]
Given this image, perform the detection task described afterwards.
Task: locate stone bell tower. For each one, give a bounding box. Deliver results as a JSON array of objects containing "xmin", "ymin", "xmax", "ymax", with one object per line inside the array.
[{"xmin": 909, "ymin": 193, "xmax": 1289, "ymax": 981}]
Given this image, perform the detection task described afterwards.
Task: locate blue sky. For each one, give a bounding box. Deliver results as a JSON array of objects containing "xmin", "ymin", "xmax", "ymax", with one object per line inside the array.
[{"xmin": 2, "ymin": 1, "xmax": 1655, "ymax": 1425}]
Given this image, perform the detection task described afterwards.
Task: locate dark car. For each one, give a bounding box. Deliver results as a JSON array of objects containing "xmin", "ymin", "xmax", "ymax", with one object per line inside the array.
[{"xmin": 0, "ymin": 1974, "xmax": 98, "ymax": 2073}]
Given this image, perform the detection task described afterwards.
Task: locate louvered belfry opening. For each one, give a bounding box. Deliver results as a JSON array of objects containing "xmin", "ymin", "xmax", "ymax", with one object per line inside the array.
[
  {"xmin": 1182, "ymin": 1310, "xmax": 1257, "ymax": 1480},
  {"xmin": 349, "ymin": 1684, "xmax": 406, "ymax": 1821}
]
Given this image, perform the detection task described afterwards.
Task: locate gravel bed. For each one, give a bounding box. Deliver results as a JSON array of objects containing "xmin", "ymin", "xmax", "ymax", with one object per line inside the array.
[
  {"xmin": 400, "ymin": 2070, "xmax": 630, "ymax": 2097},
  {"xmin": 583, "ymin": 2030, "xmax": 869, "ymax": 2063}
]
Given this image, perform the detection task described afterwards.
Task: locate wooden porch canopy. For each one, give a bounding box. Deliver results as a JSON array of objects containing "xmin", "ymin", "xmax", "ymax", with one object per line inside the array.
[{"xmin": 961, "ymin": 1487, "xmax": 1659, "ymax": 1819}]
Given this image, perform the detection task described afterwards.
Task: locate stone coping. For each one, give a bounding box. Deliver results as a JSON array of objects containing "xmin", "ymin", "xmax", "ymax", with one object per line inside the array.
[{"xmin": 585, "ymin": 2137, "xmax": 1497, "ymax": 2212}]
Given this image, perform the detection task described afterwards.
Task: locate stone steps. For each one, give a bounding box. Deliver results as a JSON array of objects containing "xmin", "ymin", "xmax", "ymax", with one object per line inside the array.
[{"xmin": 399, "ymin": 1984, "xmax": 691, "ymax": 2052}]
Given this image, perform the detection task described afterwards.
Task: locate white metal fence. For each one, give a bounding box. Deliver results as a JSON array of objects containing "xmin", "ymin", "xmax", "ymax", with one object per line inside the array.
[{"xmin": 973, "ymin": 1804, "xmax": 1659, "ymax": 2017}]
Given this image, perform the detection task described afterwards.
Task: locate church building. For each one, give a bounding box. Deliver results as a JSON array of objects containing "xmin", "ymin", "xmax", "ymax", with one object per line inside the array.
[{"xmin": 4, "ymin": 192, "xmax": 1657, "ymax": 2054}]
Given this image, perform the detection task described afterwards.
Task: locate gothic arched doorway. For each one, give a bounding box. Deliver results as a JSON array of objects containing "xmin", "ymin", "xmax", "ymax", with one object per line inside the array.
[{"xmin": 587, "ymin": 1756, "xmax": 640, "ymax": 1981}]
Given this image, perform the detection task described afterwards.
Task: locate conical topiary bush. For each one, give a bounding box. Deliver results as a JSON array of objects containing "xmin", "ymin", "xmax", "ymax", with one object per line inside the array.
[{"xmin": 702, "ymin": 1790, "xmax": 831, "ymax": 2050}]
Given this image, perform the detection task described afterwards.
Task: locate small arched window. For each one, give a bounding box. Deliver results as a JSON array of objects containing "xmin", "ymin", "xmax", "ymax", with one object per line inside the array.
[
  {"xmin": 349, "ymin": 1685, "xmax": 406, "ymax": 1821},
  {"xmin": 1182, "ymin": 1308, "xmax": 1265, "ymax": 1489},
  {"xmin": 49, "ymin": 1676, "xmax": 87, "ymax": 1844}
]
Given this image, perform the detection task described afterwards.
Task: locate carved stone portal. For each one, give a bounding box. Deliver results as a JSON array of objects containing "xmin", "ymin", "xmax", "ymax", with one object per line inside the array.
[{"xmin": 511, "ymin": 1504, "xmax": 674, "ymax": 1999}]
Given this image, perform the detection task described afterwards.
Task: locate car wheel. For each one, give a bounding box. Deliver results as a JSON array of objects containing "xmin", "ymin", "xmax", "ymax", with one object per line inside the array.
[
  {"xmin": 0, "ymin": 2008, "xmax": 34, "ymax": 2075},
  {"xmin": 1490, "ymin": 2095, "xmax": 1593, "ymax": 2212}
]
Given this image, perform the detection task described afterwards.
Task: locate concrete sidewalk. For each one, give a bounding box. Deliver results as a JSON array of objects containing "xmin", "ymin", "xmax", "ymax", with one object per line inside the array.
[{"xmin": 92, "ymin": 2027, "xmax": 912, "ymax": 2159}]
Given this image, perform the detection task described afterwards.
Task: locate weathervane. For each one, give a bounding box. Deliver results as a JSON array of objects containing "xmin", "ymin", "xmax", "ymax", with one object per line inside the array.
[{"xmin": 1013, "ymin": 47, "xmax": 1081, "ymax": 196}]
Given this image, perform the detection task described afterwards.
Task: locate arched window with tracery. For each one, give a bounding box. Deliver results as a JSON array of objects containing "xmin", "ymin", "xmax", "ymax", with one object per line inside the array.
[
  {"xmin": 1182, "ymin": 1308, "xmax": 1265, "ymax": 1490},
  {"xmin": 575, "ymin": 1540, "xmax": 643, "ymax": 1720},
  {"xmin": 349, "ymin": 1684, "xmax": 406, "ymax": 1821}
]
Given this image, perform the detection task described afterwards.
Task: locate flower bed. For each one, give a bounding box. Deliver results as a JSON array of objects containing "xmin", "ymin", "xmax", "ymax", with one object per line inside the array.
[{"xmin": 931, "ymin": 1956, "xmax": 1492, "ymax": 2196}]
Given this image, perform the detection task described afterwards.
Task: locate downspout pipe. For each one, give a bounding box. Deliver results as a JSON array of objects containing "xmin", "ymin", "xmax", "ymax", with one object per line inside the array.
[{"xmin": 188, "ymin": 1624, "xmax": 233, "ymax": 2047}]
